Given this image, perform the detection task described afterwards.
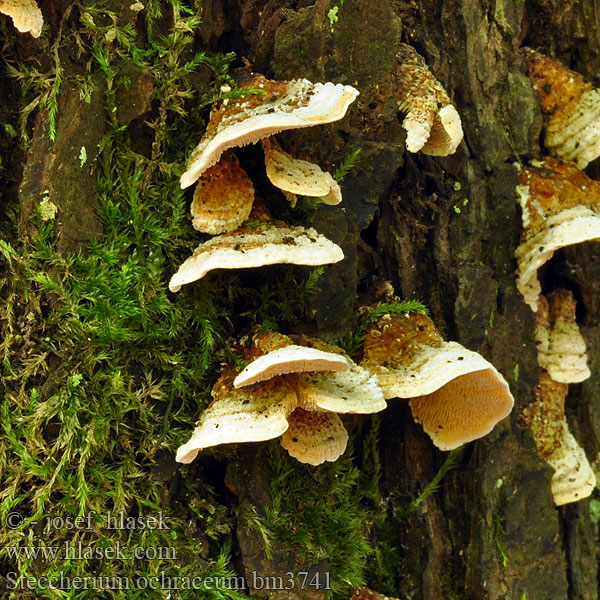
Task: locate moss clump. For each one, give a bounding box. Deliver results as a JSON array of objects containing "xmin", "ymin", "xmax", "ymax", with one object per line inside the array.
[{"xmin": 0, "ymin": 2, "xmax": 328, "ymax": 597}]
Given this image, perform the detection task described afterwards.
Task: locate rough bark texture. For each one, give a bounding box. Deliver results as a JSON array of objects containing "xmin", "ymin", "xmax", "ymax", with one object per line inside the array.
[
  {"xmin": 2, "ymin": 1, "xmax": 600, "ymax": 599},
  {"xmin": 225, "ymin": 1, "xmax": 600, "ymax": 597}
]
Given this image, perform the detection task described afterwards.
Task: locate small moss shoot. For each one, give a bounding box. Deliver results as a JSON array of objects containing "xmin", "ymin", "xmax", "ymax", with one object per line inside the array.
[{"xmin": 338, "ymin": 300, "xmax": 428, "ymax": 358}]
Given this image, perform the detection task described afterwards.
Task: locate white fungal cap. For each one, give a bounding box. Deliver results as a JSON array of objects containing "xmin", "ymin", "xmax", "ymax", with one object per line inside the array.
[
  {"xmin": 293, "ymin": 359, "xmax": 386, "ymax": 414},
  {"xmin": 0, "ymin": 0, "xmax": 43, "ymax": 37},
  {"xmin": 360, "ymin": 310, "xmax": 513, "ymax": 449},
  {"xmin": 180, "ymin": 74, "xmax": 359, "ymax": 188},
  {"xmin": 168, "ymin": 219, "xmax": 344, "ymax": 292},
  {"xmin": 515, "ymin": 158, "xmax": 600, "ymax": 311},
  {"xmin": 279, "ymin": 408, "xmax": 349, "ymax": 465},
  {"xmin": 175, "ymin": 372, "xmax": 297, "ymax": 464},
  {"xmin": 233, "ymin": 345, "xmax": 350, "ymax": 388},
  {"xmin": 262, "ymin": 137, "xmax": 342, "ymax": 205},
  {"xmin": 523, "ymin": 48, "xmax": 600, "ymax": 169},
  {"xmin": 548, "ymin": 419, "xmax": 596, "ymax": 506},
  {"xmin": 535, "ymin": 290, "xmax": 590, "ymax": 384},
  {"xmin": 395, "ymin": 44, "xmax": 463, "ymax": 156}
]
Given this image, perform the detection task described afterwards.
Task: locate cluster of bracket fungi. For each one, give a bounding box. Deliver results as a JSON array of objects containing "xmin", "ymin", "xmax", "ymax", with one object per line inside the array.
[
  {"xmin": 515, "ymin": 48, "xmax": 600, "ymax": 505},
  {"xmin": 6, "ymin": 2, "xmax": 597, "ymax": 506},
  {"xmin": 169, "ymin": 46, "xmax": 519, "ymax": 470}
]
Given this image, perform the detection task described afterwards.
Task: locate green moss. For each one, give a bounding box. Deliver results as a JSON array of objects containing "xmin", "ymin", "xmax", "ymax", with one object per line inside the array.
[
  {"xmin": 252, "ymin": 438, "xmax": 375, "ymax": 598},
  {"xmin": 0, "ymin": 2, "xmax": 329, "ymax": 597}
]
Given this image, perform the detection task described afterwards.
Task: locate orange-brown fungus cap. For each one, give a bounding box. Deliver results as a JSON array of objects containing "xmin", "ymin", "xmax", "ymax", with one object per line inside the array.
[
  {"xmin": 280, "ymin": 408, "xmax": 349, "ymax": 465},
  {"xmin": 515, "ymin": 157, "xmax": 600, "ymax": 311},
  {"xmin": 522, "ymin": 48, "xmax": 600, "ymax": 168},
  {"xmin": 0, "ymin": 0, "xmax": 43, "ymax": 37},
  {"xmin": 535, "ymin": 290, "xmax": 590, "ymax": 383},
  {"xmin": 395, "ymin": 44, "xmax": 463, "ymax": 155},
  {"xmin": 521, "ymin": 371, "xmax": 596, "ymax": 505},
  {"xmin": 521, "ymin": 371, "xmax": 567, "ymax": 460},
  {"xmin": 180, "ymin": 74, "xmax": 359, "ymax": 188},
  {"xmin": 190, "ymin": 151, "xmax": 255, "ymax": 234}
]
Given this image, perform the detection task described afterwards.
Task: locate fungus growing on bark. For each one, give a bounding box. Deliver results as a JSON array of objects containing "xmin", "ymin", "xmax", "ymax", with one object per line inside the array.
[
  {"xmin": 169, "ymin": 202, "xmax": 344, "ymax": 292},
  {"xmin": 176, "ymin": 332, "xmax": 386, "ymax": 465},
  {"xmin": 0, "ymin": 0, "xmax": 43, "ymax": 37},
  {"xmin": 180, "ymin": 74, "xmax": 359, "ymax": 188},
  {"xmin": 394, "ymin": 44, "xmax": 463, "ymax": 155},
  {"xmin": 535, "ymin": 290, "xmax": 590, "ymax": 383},
  {"xmin": 175, "ymin": 367, "xmax": 296, "ymax": 464},
  {"xmin": 233, "ymin": 344, "xmax": 349, "ymax": 388},
  {"xmin": 262, "ymin": 137, "xmax": 342, "ymax": 206},
  {"xmin": 515, "ymin": 157, "xmax": 600, "ymax": 311},
  {"xmin": 521, "ymin": 372, "xmax": 596, "ymax": 505},
  {"xmin": 280, "ymin": 408, "xmax": 349, "ymax": 466},
  {"xmin": 360, "ymin": 309, "xmax": 514, "ymax": 450},
  {"xmin": 190, "ymin": 151, "xmax": 255, "ymax": 234},
  {"xmin": 523, "ymin": 48, "xmax": 600, "ymax": 169}
]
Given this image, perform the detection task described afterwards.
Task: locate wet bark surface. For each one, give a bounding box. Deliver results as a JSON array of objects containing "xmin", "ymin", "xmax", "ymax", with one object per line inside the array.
[{"xmin": 2, "ymin": 1, "xmax": 600, "ymax": 599}]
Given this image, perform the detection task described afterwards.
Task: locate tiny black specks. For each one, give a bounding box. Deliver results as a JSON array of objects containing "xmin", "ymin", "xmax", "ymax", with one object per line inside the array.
[
  {"xmin": 457, "ymin": 356, "xmax": 464, "ymax": 361},
  {"xmin": 292, "ymin": 437, "xmax": 298, "ymax": 442}
]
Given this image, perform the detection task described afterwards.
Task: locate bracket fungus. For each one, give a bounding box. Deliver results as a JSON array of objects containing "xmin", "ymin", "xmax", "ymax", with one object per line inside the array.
[
  {"xmin": 180, "ymin": 73, "xmax": 359, "ymax": 189},
  {"xmin": 262, "ymin": 137, "xmax": 342, "ymax": 206},
  {"xmin": 521, "ymin": 372, "xmax": 596, "ymax": 505},
  {"xmin": 523, "ymin": 48, "xmax": 600, "ymax": 169},
  {"xmin": 176, "ymin": 332, "xmax": 386, "ymax": 466},
  {"xmin": 394, "ymin": 44, "xmax": 463, "ymax": 156},
  {"xmin": 168, "ymin": 202, "xmax": 344, "ymax": 292},
  {"xmin": 234, "ymin": 344, "xmax": 349, "ymax": 388},
  {"xmin": 0, "ymin": 0, "xmax": 43, "ymax": 37},
  {"xmin": 535, "ymin": 289, "xmax": 590, "ymax": 384},
  {"xmin": 515, "ymin": 157, "xmax": 600, "ymax": 311},
  {"xmin": 360, "ymin": 309, "xmax": 514, "ymax": 450},
  {"xmin": 190, "ymin": 151, "xmax": 255, "ymax": 234}
]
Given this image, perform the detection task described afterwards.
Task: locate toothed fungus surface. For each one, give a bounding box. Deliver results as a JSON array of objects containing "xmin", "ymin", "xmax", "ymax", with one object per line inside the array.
[
  {"xmin": 190, "ymin": 151, "xmax": 255, "ymax": 234},
  {"xmin": 360, "ymin": 308, "xmax": 514, "ymax": 450}
]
